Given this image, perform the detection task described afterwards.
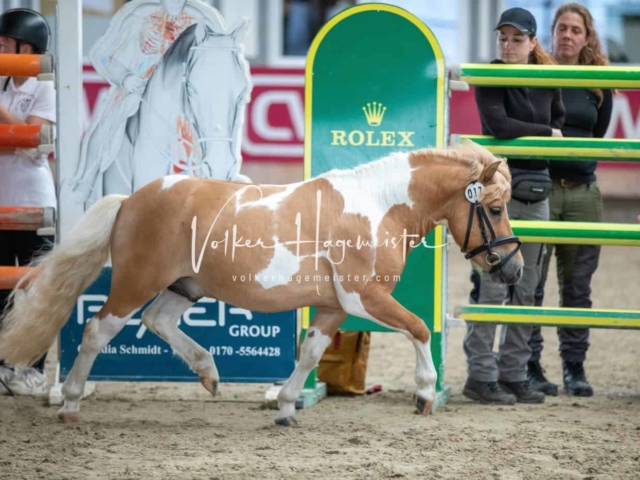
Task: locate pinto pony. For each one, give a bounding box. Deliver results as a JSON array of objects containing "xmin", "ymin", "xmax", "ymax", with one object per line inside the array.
[{"xmin": 0, "ymin": 141, "xmax": 523, "ymax": 426}]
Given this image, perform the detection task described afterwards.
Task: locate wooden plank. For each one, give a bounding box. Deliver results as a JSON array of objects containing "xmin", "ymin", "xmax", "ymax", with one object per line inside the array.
[
  {"xmin": 0, "ymin": 206, "xmax": 45, "ymax": 231},
  {"xmin": 0, "ymin": 53, "xmax": 53, "ymax": 76},
  {"xmin": 0, "ymin": 267, "xmax": 36, "ymax": 290},
  {"xmin": 0, "ymin": 124, "xmax": 47, "ymax": 149}
]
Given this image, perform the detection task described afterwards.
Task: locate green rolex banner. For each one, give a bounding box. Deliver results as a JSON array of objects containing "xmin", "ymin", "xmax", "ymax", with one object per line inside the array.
[{"xmin": 301, "ymin": 3, "xmax": 450, "ymax": 408}]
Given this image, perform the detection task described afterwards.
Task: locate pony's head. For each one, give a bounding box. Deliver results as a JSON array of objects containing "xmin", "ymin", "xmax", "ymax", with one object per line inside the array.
[
  {"xmin": 182, "ymin": 20, "xmax": 252, "ymax": 178},
  {"xmin": 416, "ymin": 141, "xmax": 524, "ymax": 284}
]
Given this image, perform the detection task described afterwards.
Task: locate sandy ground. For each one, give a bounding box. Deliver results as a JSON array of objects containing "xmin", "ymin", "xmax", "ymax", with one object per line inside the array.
[{"xmin": 1, "ymin": 200, "xmax": 640, "ymax": 479}]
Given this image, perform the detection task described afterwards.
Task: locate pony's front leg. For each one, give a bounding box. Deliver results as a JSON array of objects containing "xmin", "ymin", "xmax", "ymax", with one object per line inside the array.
[
  {"xmin": 275, "ymin": 308, "xmax": 346, "ymax": 427},
  {"xmin": 358, "ymin": 284, "xmax": 437, "ymax": 415},
  {"xmin": 58, "ymin": 310, "xmax": 134, "ymax": 423}
]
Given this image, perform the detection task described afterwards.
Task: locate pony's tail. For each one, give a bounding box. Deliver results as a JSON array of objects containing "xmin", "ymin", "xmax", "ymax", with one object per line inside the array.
[{"xmin": 0, "ymin": 194, "xmax": 127, "ymax": 367}]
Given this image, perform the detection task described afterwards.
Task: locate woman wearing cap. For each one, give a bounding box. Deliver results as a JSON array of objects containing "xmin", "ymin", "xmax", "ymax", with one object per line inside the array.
[
  {"xmin": 462, "ymin": 7, "xmax": 565, "ymax": 406},
  {"xmin": 528, "ymin": 3, "xmax": 613, "ymax": 399},
  {"xmin": 0, "ymin": 8, "xmax": 56, "ymax": 397}
]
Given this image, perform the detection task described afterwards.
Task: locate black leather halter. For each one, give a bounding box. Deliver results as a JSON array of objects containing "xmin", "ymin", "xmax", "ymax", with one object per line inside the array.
[{"xmin": 461, "ymin": 197, "xmax": 522, "ymax": 275}]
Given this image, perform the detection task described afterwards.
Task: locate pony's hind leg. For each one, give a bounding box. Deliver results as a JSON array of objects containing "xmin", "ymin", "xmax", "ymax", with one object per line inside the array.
[
  {"xmin": 58, "ymin": 308, "xmax": 136, "ymax": 423},
  {"xmin": 141, "ymin": 288, "xmax": 219, "ymax": 396},
  {"xmin": 275, "ymin": 308, "xmax": 347, "ymax": 427}
]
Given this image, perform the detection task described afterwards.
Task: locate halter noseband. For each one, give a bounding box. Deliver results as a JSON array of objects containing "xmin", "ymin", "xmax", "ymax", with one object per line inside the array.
[{"xmin": 460, "ymin": 182, "xmax": 522, "ymax": 274}]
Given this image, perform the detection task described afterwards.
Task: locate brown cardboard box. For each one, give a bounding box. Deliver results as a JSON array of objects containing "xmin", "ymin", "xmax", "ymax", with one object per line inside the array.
[{"xmin": 317, "ymin": 331, "xmax": 370, "ymax": 395}]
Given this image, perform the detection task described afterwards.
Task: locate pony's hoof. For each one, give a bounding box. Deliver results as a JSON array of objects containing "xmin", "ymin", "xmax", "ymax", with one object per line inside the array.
[
  {"xmin": 415, "ymin": 395, "xmax": 434, "ymax": 416},
  {"xmin": 199, "ymin": 375, "xmax": 218, "ymax": 397},
  {"xmin": 274, "ymin": 417, "xmax": 298, "ymax": 427},
  {"xmin": 58, "ymin": 412, "xmax": 82, "ymax": 424}
]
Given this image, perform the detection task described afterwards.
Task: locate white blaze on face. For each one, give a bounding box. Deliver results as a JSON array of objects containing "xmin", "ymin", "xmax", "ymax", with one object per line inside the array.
[{"xmin": 161, "ymin": 175, "xmax": 190, "ymax": 190}]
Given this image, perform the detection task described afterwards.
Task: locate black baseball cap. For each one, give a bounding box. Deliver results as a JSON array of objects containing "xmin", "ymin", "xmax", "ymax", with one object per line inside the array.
[{"xmin": 495, "ymin": 7, "xmax": 537, "ymax": 37}]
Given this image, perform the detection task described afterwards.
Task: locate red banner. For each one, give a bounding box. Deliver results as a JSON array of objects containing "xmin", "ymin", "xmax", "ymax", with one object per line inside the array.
[{"xmin": 82, "ymin": 64, "xmax": 640, "ymax": 168}]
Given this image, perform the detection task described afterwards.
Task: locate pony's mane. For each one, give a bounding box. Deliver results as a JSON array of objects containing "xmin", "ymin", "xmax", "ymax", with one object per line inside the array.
[
  {"xmin": 416, "ymin": 142, "xmax": 511, "ymax": 202},
  {"xmin": 318, "ymin": 142, "xmax": 511, "ymax": 202},
  {"xmin": 320, "ymin": 141, "xmax": 508, "ymax": 177},
  {"xmin": 452, "ymin": 141, "xmax": 511, "ymax": 202},
  {"xmin": 320, "ymin": 151, "xmax": 409, "ymax": 180},
  {"xmin": 416, "ymin": 141, "xmax": 510, "ymax": 182}
]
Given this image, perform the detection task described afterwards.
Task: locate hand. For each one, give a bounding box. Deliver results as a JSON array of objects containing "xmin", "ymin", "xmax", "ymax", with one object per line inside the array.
[
  {"xmin": 551, "ymin": 128, "xmax": 563, "ymax": 138},
  {"xmin": 18, "ymin": 148, "xmax": 45, "ymax": 166},
  {"xmin": 122, "ymin": 74, "xmax": 145, "ymax": 95}
]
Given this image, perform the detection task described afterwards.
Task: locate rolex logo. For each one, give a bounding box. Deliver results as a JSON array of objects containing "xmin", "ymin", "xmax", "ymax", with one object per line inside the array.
[
  {"xmin": 331, "ymin": 100, "xmax": 414, "ymax": 148},
  {"xmin": 362, "ymin": 101, "xmax": 386, "ymax": 127}
]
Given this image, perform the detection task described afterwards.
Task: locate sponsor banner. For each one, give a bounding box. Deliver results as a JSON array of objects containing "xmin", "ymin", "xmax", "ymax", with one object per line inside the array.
[
  {"xmin": 303, "ymin": 4, "xmax": 448, "ymax": 391},
  {"xmin": 60, "ymin": 268, "xmax": 297, "ymax": 382}
]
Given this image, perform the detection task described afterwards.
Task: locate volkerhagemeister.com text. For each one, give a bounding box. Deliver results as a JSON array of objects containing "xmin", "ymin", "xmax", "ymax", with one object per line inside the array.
[{"xmin": 232, "ymin": 273, "xmax": 401, "ymax": 284}]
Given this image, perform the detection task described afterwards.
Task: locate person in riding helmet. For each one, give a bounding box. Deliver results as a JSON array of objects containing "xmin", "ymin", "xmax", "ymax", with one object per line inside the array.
[{"xmin": 0, "ymin": 8, "xmax": 56, "ymax": 398}]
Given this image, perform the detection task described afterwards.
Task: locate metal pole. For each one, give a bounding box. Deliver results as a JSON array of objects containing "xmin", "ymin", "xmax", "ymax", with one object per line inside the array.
[{"xmin": 55, "ymin": 0, "xmax": 83, "ymax": 243}]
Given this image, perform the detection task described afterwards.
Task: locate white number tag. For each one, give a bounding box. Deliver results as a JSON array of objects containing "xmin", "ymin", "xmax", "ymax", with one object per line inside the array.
[{"xmin": 465, "ymin": 182, "xmax": 484, "ymax": 204}]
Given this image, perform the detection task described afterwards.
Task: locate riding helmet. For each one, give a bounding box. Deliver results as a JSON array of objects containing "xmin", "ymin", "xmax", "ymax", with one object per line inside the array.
[{"xmin": 0, "ymin": 8, "xmax": 50, "ymax": 53}]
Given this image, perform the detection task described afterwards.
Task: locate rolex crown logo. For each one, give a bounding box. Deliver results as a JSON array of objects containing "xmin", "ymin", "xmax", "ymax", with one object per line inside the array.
[{"xmin": 362, "ymin": 101, "xmax": 386, "ymax": 127}]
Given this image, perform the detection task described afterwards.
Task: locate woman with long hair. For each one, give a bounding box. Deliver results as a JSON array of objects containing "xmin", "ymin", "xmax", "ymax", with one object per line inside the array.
[
  {"xmin": 463, "ymin": 7, "xmax": 565, "ymax": 405},
  {"xmin": 528, "ymin": 3, "xmax": 613, "ymax": 398}
]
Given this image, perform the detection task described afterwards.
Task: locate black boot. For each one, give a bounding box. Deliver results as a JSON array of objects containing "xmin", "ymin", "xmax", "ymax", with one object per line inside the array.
[
  {"xmin": 527, "ymin": 360, "xmax": 558, "ymax": 396},
  {"xmin": 563, "ymin": 361, "xmax": 593, "ymax": 397},
  {"xmin": 499, "ymin": 380, "xmax": 545, "ymax": 404},
  {"xmin": 463, "ymin": 378, "xmax": 516, "ymax": 405}
]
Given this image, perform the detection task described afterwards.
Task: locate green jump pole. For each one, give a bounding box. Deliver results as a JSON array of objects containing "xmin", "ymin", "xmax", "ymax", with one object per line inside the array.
[
  {"xmin": 455, "ymin": 305, "xmax": 640, "ymax": 329},
  {"xmin": 459, "ymin": 135, "xmax": 640, "ymax": 163},
  {"xmin": 510, "ymin": 220, "xmax": 640, "ymax": 246},
  {"xmin": 458, "ymin": 63, "xmax": 640, "ymax": 89}
]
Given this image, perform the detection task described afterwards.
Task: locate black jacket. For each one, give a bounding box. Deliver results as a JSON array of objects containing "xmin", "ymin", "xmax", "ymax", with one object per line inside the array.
[
  {"xmin": 548, "ymin": 88, "xmax": 613, "ymax": 183},
  {"xmin": 474, "ymin": 60, "xmax": 565, "ymax": 171}
]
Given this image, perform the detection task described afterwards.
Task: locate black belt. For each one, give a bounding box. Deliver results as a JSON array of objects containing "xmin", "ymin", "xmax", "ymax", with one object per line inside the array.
[{"xmin": 556, "ymin": 179, "xmax": 588, "ymax": 188}]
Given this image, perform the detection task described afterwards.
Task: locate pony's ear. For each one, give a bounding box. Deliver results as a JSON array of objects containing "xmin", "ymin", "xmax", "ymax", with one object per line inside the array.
[
  {"xmin": 231, "ymin": 18, "xmax": 250, "ymax": 45},
  {"xmin": 195, "ymin": 22, "xmax": 207, "ymax": 44},
  {"xmin": 481, "ymin": 159, "xmax": 502, "ymax": 184}
]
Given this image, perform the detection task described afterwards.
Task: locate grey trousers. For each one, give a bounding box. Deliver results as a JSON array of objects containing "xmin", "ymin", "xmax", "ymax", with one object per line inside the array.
[
  {"xmin": 529, "ymin": 181, "xmax": 602, "ymax": 363},
  {"xmin": 464, "ymin": 198, "xmax": 549, "ymax": 382}
]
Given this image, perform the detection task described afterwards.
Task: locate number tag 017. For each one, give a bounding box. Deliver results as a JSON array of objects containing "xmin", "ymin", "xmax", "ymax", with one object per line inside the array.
[{"xmin": 465, "ymin": 182, "xmax": 484, "ymax": 204}]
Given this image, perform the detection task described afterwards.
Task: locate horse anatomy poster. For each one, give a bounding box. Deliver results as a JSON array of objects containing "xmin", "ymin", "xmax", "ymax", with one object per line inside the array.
[
  {"xmin": 59, "ymin": 2, "xmax": 297, "ymax": 383},
  {"xmin": 69, "ymin": 0, "xmax": 253, "ymax": 210}
]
